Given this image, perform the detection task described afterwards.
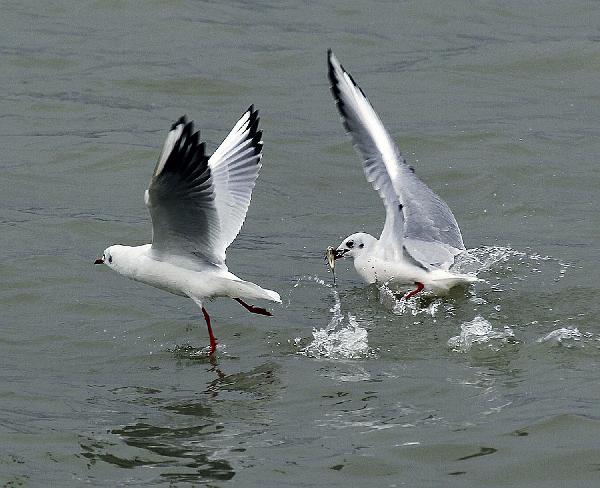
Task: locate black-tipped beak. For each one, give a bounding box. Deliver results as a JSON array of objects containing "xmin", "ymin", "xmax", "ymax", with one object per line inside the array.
[
  {"xmin": 333, "ymin": 249, "xmax": 347, "ymax": 260},
  {"xmin": 94, "ymin": 258, "xmax": 103, "ymax": 265}
]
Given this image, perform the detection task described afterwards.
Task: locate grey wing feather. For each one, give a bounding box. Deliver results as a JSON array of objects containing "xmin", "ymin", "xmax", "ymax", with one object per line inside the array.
[
  {"xmin": 146, "ymin": 117, "xmax": 222, "ymax": 264},
  {"xmin": 327, "ymin": 50, "xmax": 465, "ymax": 268}
]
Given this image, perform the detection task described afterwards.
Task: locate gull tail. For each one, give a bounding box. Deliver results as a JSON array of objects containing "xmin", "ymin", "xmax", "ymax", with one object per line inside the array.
[
  {"xmin": 229, "ymin": 278, "xmax": 281, "ymax": 303},
  {"xmin": 427, "ymin": 269, "xmax": 481, "ymax": 294}
]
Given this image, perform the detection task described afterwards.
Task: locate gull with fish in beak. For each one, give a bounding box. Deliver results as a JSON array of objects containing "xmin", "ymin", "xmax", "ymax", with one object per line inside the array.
[
  {"xmin": 326, "ymin": 50, "xmax": 478, "ymax": 298},
  {"xmin": 95, "ymin": 106, "xmax": 280, "ymax": 356}
]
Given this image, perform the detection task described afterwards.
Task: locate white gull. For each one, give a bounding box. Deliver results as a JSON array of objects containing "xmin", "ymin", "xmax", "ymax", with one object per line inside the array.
[
  {"xmin": 328, "ymin": 50, "xmax": 478, "ymax": 297},
  {"xmin": 95, "ymin": 106, "xmax": 281, "ymax": 355}
]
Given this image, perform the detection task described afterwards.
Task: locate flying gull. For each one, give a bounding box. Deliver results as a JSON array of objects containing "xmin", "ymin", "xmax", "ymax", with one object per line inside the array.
[{"xmin": 95, "ymin": 106, "xmax": 280, "ymax": 355}]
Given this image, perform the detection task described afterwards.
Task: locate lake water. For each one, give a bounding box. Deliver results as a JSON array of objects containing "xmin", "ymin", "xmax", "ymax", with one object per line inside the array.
[{"xmin": 2, "ymin": 1, "xmax": 600, "ymax": 486}]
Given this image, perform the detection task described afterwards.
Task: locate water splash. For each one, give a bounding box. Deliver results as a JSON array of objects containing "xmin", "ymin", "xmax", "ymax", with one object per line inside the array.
[
  {"xmin": 287, "ymin": 274, "xmax": 334, "ymax": 306},
  {"xmin": 378, "ymin": 282, "xmax": 443, "ymax": 317},
  {"xmin": 299, "ymin": 290, "xmax": 372, "ymax": 359},
  {"xmin": 448, "ymin": 316, "xmax": 515, "ymax": 353},
  {"xmin": 292, "ymin": 274, "xmax": 333, "ymax": 288},
  {"xmin": 537, "ymin": 327, "xmax": 584, "ymax": 346},
  {"xmin": 453, "ymin": 246, "xmax": 524, "ymax": 275},
  {"xmin": 374, "ymin": 246, "xmax": 524, "ymax": 318},
  {"xmin": 168, "ymin": 343, "xmax": 228, "ymax": 359},
  {"xmin": 456, "ymin": 245, "xmax": 573, "ymax": 285}
]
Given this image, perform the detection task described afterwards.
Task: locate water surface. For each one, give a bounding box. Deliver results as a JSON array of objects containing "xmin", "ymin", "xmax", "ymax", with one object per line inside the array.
[{"xmin": 2, "ymin": 1, "xmax": 600, "ymax": 486}]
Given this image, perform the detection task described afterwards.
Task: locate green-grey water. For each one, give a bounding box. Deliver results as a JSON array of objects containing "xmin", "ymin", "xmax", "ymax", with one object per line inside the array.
[{"xmin": 2, "ymin": 1, "xmax": 600, "ymax": 486}]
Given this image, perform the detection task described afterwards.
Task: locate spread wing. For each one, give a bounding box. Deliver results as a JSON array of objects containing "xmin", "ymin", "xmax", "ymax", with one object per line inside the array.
[
  {"xmin": 145, "ymin": 107, "xmax": 263, "ymax": 265},
  {"xmin": 327, "ymin": 50, "xmax": 465, "ymax": 269},
  {"xmin": 208, "ymin": 106, "xmax": 263, "ymax": 253}
]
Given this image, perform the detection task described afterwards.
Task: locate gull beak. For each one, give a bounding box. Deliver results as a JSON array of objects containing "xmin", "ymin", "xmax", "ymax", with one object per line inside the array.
[
  {"xmin": 326, "ymin": 246, "xmax": 347, "ymax": 269},
  {"xmin": 333, "ymin": 249, "xmax": 347, "ymax": 260},
  {"xmin": 94, "ymin": 257, "xmax": 104, "ymax": 265}
]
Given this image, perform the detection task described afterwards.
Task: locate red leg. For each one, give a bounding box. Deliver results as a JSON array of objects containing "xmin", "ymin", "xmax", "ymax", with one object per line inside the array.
[
  {"xmin": 404, "ymin": 281, "xmax": 424, "ymax": 299},
  {"xmin": 201, "ymin": 306, "xmax": 218, "ymax": 355},
  {"xmin": 234, "ymin": 298, "xmax": 272, "ymax": 316}
]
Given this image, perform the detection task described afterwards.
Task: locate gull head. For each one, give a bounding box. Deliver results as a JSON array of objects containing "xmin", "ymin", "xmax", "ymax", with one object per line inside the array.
[
  {"xmin": 335, "ymin": 232, "xmax": 377, "ymax": 261},
  {"xmin": 94, "ymin": 245, "xmax": 120, "ymax": 270}
]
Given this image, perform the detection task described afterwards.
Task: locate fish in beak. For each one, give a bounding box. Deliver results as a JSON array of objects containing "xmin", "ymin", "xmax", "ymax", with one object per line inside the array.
[
  {"xmin": 326, "ymin": 246, "xmax": 336, "ymax": 270},
  {"xmin": 325, "ymin": 246, "xmax": 347, "ymax": 286}
]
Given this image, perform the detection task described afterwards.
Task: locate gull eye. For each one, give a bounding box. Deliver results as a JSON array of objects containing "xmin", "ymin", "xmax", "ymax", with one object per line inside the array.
[
  {"xmin": 359, "ymin": 243, "xmax": 364, "ymax": 249},
  {"xmin": 346, "ymin": 240, "xmax": 354, "ymax": 249},
  {"xmin": 108, "ymin": 255, "xmax": 113, "ymax": 264}
]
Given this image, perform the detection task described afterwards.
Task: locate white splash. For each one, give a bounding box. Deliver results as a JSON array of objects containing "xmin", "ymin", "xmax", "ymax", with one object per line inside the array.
[
  {"xmin": 292, "ymin": 274, "xmax": 333, "ymax": 288},
  {"xmin": 377, "ymin": 282, "xmax": 442, "ymax": 317},
  {"xmin": 448, "ymin": 316, "xmax": 514, "ymax": 353},
  {"xmin": 300, "ymin": 290, "xmax": 371, "ymax": 359},
  {"xmin": 452, "ymin": 246, "xmax": 522, "ymax": 274},
  {"xmin": 537, "ymin": 327, "xmax": 583, "ymax": 345}
]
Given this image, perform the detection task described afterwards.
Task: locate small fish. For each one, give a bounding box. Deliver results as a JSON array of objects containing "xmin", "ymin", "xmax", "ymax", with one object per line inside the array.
[
  {"xmin": 326, "ymin": 246, "xmax": 336, "ymax": 269},
  {"xmin": 326, "ymin": 246, "xmax": 336, "ymax": 285}
]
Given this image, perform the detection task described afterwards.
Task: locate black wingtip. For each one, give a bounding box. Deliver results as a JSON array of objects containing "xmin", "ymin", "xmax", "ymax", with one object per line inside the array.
[
  {"xmin": 246, "ymin": 104, "xmax": 259, "ymax": 120},
  {"xmin": 327, "ymin": 52, "xmax": 372, "ymax": 120},
  {"xmin": 235, "ymin": 107, "xmax": 262, "ymax": 161},
  {"xmin": 249, "ymin": 112, "xmax": 259, "ymax": 133},
  {"xmin": 171, "ymin": 116, "xmax": 187, "ymax": 130},
  {"xmin": 245, "ymin": 105, "xmax": 260, "ymax": 131},
  {"xmin": 328, "ymin": 51, "xmax": 343, "ymax": 108},
  {"xmin": 327, "ymin": 50, "xmax": 349, "ymax": 94},
  {"xmin": 157, "ymin": 116, "xmax": 209, "ymax": 179},
  {"xmin": 251, "ymin": 129, "xmax": 263, "ymax": 151},
  {"xmin": 327, "ymin": 51, "xmax": 359, "ymax": 91},
  {"xmin": 327, "ymin": 49, "xmax": 340, "ymax": 76},
  {"xmin": 180, "ymin": 118, "xmax": 195, "ymax": 142}
]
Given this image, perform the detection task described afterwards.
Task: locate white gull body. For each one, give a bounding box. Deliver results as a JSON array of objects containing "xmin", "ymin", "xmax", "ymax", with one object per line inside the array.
[
  {"xmin": 328, "ymin": 51, "xmax": 478, "ymax": 296},
  {"xmin": 96, "ymin": 106, "xmax": 280, "ymax": 354}
]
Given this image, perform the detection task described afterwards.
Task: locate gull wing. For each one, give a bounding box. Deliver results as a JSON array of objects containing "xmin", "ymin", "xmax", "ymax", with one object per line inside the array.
[
  {"xmin": 145, "ymin": 108, "xmax": 263, "ymax": 265},
  {"xmin": 327, "ymin": 50, "xmax": 465, "ymax": 269},
  {"xmin": 208, "ymin": 105, "xmax": 263, "ymax": 254}
]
